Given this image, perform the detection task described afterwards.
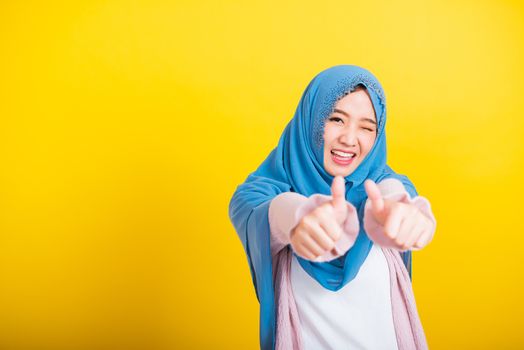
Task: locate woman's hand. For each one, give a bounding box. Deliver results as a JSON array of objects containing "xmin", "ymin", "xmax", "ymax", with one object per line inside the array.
[
  {"xmin": 364, "ymin": 179, "xmax": 435, "ymax": 251},
  {"xmin": 290, "ymin": 176, "xmax": 347, "ymax": 260}
]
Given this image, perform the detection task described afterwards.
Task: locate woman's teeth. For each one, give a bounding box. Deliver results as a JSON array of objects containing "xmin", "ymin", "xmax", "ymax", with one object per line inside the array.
[{"xmin": 331, "ymin": 150, "xmax": 356, "ymax": 158}]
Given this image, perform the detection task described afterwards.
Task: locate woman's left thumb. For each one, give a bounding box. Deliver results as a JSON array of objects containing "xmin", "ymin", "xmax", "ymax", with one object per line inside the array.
[{"xmin": 364, "ymin": 179, "xmax": 385, "ymax": 220}]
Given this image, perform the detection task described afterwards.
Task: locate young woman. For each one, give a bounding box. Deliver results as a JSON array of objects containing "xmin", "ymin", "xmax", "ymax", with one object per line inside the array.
[{"xmin": 229, "ymin": 65, "xmax": 436, "ymax": 350}]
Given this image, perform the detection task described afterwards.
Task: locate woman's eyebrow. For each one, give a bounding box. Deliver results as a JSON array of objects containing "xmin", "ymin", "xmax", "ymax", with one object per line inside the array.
[{"xmin": 333, "ymin": 108, "xmax": 377, "ymax": 125}]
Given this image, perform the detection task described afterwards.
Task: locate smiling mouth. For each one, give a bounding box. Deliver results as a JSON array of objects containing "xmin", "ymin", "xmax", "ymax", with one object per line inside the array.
[
  {"xmin": 331, "ymin": 150, "xmax": 356, "ymax": 158},
  {"xmin": 331, "ymin": 150, "xmax": 356, "ymax": 165}
]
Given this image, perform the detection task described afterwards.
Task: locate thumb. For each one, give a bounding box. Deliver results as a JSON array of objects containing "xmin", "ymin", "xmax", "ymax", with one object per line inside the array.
[
  {"xmin": 364, "ymin": 179, "xmax": 386, "ymax": 223},
  {"xmin": 331, "ymin": 176, "xmax": 347, "ymax": 223}
]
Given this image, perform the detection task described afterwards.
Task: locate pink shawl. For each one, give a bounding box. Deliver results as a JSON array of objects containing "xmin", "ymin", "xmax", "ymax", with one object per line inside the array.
[{"xmin": 272, "ymin": 246, "xmax": 428, "ymax": 350}]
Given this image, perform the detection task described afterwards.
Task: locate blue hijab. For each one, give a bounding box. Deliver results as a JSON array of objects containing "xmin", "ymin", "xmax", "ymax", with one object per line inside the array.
[{"xmin": 228, "ymin": 65, "xmax": 418, "ymax": 350}]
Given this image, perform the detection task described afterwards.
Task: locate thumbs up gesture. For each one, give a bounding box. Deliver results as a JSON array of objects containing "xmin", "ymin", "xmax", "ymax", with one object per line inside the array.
[
  {"xmin": 331, "ymin": 175, "xmax": 349, "ymax": 226},
  {"xmin": 364, "ymin": 179, "xmax": 435, "ymax": 251},
  {"xmin": 290, "ymin": 176, "xmax": 348, "ymax": 260}
]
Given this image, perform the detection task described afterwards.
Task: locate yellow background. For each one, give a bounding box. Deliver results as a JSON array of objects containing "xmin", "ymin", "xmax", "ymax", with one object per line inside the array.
[{"xmin": 1, "ymin": 0, "xmax": 523, "ymax": 349}]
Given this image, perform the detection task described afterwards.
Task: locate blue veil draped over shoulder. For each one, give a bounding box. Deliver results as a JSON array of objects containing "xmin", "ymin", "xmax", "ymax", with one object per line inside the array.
[{"xmin": 228, "ymin": 65, "xmax": 418, "ymax": 350}]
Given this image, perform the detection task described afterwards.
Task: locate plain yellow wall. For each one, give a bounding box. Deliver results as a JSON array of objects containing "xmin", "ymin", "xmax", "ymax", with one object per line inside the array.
[{"xmin": 1, "ymin": 0, "xmax": 523, "ymax": 349}]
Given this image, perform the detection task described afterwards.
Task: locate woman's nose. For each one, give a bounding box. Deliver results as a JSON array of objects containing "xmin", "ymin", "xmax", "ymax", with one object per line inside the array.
[{"xmin": 339, "ymin": 128, "xmax": 357, "ymax": 146}]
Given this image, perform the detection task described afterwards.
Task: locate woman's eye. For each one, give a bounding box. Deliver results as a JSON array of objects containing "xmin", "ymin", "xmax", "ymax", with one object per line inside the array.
[
  {"xmin": 362, "ymin": 127, "xmax": 375, "ymax": 132},
  {"xmin": 329, "ymin": 117, "xmax": 343, "ymax": 123}
]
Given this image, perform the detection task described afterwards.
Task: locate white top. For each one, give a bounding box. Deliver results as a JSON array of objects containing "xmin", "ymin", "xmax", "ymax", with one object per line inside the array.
[{"xmin": 290, "ymin": 244, "xmax": 398, "ymax": 350}]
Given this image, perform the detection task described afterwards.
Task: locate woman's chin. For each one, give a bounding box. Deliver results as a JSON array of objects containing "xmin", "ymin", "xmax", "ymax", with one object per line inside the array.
[{"xmin": 326, "ymin": 163, "xmax": 357, "ymax": 177}]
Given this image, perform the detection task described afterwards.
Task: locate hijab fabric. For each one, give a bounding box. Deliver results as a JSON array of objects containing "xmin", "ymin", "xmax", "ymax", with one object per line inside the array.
[{"xmin": 229, "ymin": 65, "xmax": 418, "ymax": 350}]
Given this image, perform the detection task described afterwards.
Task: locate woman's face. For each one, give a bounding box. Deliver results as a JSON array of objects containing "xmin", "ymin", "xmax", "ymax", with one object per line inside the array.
[{"xmin": 323, "ymin": 87, "xmax": 377, "ymax": 177}]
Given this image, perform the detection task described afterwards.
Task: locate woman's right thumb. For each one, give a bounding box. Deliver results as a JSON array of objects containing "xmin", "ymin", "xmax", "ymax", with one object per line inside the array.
[{"xmin": 331, "ymin": 176, "xmax": 347, "ymax": 222}]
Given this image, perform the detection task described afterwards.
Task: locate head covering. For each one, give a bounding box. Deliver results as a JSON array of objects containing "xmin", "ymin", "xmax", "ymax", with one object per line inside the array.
[{"xmin": 229, "ymin": 65, "xmax": 418, "ymax": 350}]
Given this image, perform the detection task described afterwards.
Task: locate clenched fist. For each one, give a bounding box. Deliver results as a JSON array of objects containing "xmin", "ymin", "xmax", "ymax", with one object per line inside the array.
[{"xmin": 290, "ymin": 176, "xmax": 348, "ymax": 260}]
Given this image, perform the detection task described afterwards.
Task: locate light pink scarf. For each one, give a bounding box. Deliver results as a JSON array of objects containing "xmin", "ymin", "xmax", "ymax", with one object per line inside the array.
[{"xmin": 272, "ymin": 246, "xmax": 428, "ymax": 350}]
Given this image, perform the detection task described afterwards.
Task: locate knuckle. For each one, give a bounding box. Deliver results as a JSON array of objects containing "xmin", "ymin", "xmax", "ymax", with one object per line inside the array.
[
  {"xmin": 315, "ymin": 203, "xmax": 328, "ymax": 212},
  {"xmin": 324, "ymin": 204, "xmax": 334, "ymax": 214},
  {"xmin": 311, "ymin": 207, "xmax": 322, "ymax": 217},
  {"xmin": 320, "ymin": 235, "xmax": 331, "ymax": 246},
  {"xmin": 384, "ymin": 230, "xmax": 395, "ymax": 239},
  {"xmin": 303, "ymin": 250, "xmax": 314, "ymax": 260},
  {"xmin": 301, "ymin": 216, "xmax": 314, "ymax": 228},
  {"xmin": 298, "ymin": 229, "xmax": 309, "ymax": 240},
  {"xmin": 390, "ymin": 205, "xmax": 401, "ymax": 216},
  {"xmin": 317, "ymin": 205, "xmax": 332, "ymax": 218},
  {"xmin": 394, "ymin": 237, "xmax": 404, "ymax": 246},
  {"xmin": 315, "ymin": 210, "xmax": 328, "ymax": 222},
  {"xmin": 390, "ymin": 202, "xmax": 401, "ymax": 210},
  {"xmin": 292, "ymin": 225, "xmax": 303, "ymax": 235},
  {"xmin": 322, "ymin": 236, "xmax": 335, "ymax": 249}
]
